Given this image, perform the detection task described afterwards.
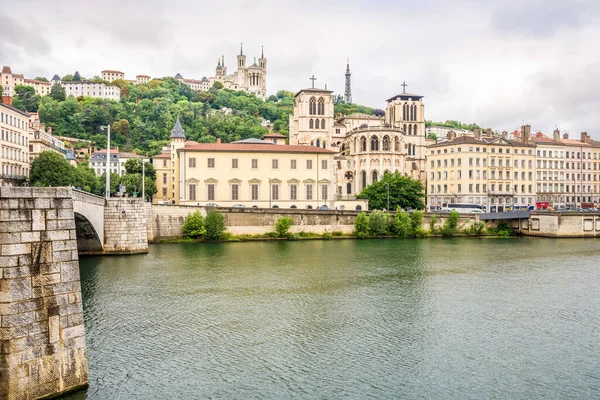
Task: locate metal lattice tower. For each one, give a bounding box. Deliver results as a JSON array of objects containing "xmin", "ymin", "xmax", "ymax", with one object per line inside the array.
[{"xmin": 344, "ymin": 58, "xmax": 352, "ymax": 104}]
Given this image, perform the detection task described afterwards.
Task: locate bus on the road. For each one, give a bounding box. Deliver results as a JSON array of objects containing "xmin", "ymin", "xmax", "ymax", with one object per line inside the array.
[{"xmin": 441, "ymin": 203, "xmax": 486, "ymax": 214}]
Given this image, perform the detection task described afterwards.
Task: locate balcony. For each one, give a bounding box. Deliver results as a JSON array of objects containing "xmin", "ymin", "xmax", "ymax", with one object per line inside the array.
[
  {"xmin": 487, "ymin": 190, "xmax": 513, "ymax": 195},
  {"xmin": 0, "ymin": 174, "xmax": 27, "ymax": 181},
  {"xmin": 335, "ymin": 195, "xmax": 358, "ymax": 201}
]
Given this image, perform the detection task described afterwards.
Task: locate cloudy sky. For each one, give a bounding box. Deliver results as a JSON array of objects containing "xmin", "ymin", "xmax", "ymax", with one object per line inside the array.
[{"xmin": 2, "ymin": 0, "xmax": 599, "ymax": 137}]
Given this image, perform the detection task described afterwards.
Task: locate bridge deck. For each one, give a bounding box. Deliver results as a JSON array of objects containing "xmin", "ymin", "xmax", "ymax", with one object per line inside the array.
[{"xmin": 480, "ymin": 211, "xmax": 530, "ymax": 220}]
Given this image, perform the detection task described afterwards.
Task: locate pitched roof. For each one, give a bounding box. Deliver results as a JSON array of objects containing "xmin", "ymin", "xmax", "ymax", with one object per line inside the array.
[
  {"xmin": 182, "ymin": 142, "xmax": 335, "ymax": 154},
  {"xmin": 386, "ymin": 93, "xmax": 423, "ymax": 102},
  {"xmin": 170, "ymin": 117, "xmax": 185, "ymax": 139},
  {"xmin": 152, "ymin": 152, "xmax": 170, "ymax": 159},
  {"xmin": 295, "ymin": 88, "xmax": 333, "ymax": 97},
  {"xmin": 261, "ymin": 133, "xmax": 287, "ymax": 138},
  {"xmin": 2, "ymin": 66, "xmax": 12, "ymax": 74},
  {"xmin": 136, "ymin": 75, "xmax": 151, "ymax": 78},
  {"xmin": 52, "ymin": 74, "xmax": 60, "ymax": 81},
  {"xmin": 101, "ymin": 70, "xmax": 124, "ymax": 74},
  {"xmin": 0, "ymin": 102, "xmax": 30, "ymax": 117},
  {"xmin": 24, "ymin": 78, "xmax": 51, "ymax": 85},
  {"xmin": 531, "ymin": 136, "xmax": 597, "ymax": 147}
]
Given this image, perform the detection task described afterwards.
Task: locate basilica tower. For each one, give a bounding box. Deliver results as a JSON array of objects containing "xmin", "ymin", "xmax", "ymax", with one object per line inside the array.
[{"xmin": 289, "ymin": 85, "xmax": 335, "ymax": 148}]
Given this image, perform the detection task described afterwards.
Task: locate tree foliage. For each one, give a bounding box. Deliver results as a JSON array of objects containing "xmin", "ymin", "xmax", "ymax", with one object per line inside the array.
[
  {"xmin": 393, "ymin": 208, "xmax": 412, "ymax": 238},
  {"xmin": 354, "ymin": 212, "xmax": 370, "ymax": 239},
  {"xmin": 73, "ymin": 71, "xmax": 82, "ymax": 81},
  {"xmin": 275, "ymin": 217, "xmax": 292, "ymax": 238},
  {"xmin": 34, "ymin": 77, "xmax": 49, "ymax": 82},
  {"xmin": 369, "ymin": 210, "xmax": 390, "ymax": 236},
  {"xmin": 50, "ymin": 83, "xmax": 66, "ymax": 102},
  {"xmin": 357, "ymin": 172, "xmax": 425, "ymax": 211},
  {"xmin": 30, "ymin": 151, "xmax": 74, "ymax": 187},
  {"xmin": 204, "ymin": 209, "xmax": 226, "ymax": 240},
  {"xmin": 12, "ymin": 85, "xmax": 41, "ymax": 112},
  {"xmin": 182, "ymin": 211, "xmax": 205, "ymax": 238}
]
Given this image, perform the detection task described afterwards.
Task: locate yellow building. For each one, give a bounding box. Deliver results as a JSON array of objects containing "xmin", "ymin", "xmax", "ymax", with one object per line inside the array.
[
  {"xmin": 101, "ymin": 70, "xmax": 125, "ymax": 82},
  {"xmin": 2, "ymin": 66, "xmax": 51, "ymax": 96},
  {"xmin": 427, "ymin": 127, "xmax": 536, "ymax": 212},
  {"xmin": 153, "ymin": 118, "xmax": 367, "ymax": 210},
  {"xmin": 0, "ymin": 100, "xmax": 30, "ymax": 185},
  {"xmin": 28, "ymin": 112, "xmax": 67, "ymax": 162}
]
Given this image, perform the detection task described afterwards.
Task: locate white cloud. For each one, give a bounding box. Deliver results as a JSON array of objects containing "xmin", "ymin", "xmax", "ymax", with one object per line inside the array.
[{"xmin": 2, "ymin": 0, "xmax": 599, "ymax": 137}]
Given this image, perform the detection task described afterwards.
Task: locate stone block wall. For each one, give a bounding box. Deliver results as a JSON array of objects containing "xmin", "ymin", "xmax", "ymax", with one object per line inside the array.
[
  {"xmin": 148, "ymin": 205, "xmax": 481, "ymax": 241},
  {"xmin": 104, "ymin": 199, "xmax": 149, "ymax": 254},
  {"xmin": 522, "ymin": 212, "xmax": 600, "ymax": 237},
  {"xmin": 0, "ymin": 187, "xmax": 88, "ymax": 399}
]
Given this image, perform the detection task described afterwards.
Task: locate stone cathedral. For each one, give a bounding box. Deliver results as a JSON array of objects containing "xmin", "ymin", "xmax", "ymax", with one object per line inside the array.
[{"xmin": 289, "ymin": 84, "xmax": 427, "ymax": 197}]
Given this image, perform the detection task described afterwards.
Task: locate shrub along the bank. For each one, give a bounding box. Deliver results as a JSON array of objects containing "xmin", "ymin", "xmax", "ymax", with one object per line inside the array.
[
  {"xmin": 369, "ymin": 210, "xmax": 390, "ymax": 237},
  {"xmin": 275, "ymin": 217, "xmax": 292, "ymax": 238},
  {"xmin": 355, "ymin": 212, "xmax": 370, "ymax": 238},
  {"xmin": 441, "ymin": 211, "xmax": 460, "ymax": 237},
  {"xmin": 393, "ymin": 208, "xmax": 412, "ymax": 238},
  {"xmin": 182, "ymin": 211, "xmax": 205, "ymax": 238},
  {"xmin": 204, "ymin": 209, "xmax": 226, "ymax": 241},
  {"xmin": 429, "ymin": 214, "xmax": 438, "ymax": 235}
]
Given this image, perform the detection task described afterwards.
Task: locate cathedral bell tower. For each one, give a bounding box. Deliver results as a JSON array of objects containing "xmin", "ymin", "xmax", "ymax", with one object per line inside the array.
[{"xmin": 237, "ymin": 42, "xmax": 246, "ymax": 69}]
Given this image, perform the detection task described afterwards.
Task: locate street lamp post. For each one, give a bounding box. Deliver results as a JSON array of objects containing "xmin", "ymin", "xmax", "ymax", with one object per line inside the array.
[
  {"xmin": 385, "ymin": 182, "xmax": 390, "ymax": 211},
  {"xmin": 100, "ymin": 125, "xmax": 111, "ymax": 199},
  {"xmin": 142, "ymin": 161, "xmax": 145, "ymax": 201}
]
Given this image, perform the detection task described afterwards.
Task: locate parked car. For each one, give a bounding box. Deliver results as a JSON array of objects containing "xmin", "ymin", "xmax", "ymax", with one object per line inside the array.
[
  {"xmin": 233, "ymin": 204, "xmax": 246, "ymax": 208},
  {"xmin": 317, "ymin": 205, "xmax": 329, "ymax": 210},
  {"xmin": 205, "ymin": 203, "xmax": 219, "ymax": 207}
]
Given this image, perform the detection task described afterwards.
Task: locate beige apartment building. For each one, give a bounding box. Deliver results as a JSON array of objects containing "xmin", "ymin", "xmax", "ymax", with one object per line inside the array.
[
  {"xmin": 153, "ymin": 118, "xmax": 367, "ymax": 209},
  {"xmin": 101, "ymin": 70, "xmax": 125, "ymax": 82},
  {"xmin": 532, "ymin": 130, "xmax": 600, "ymax": 207},
  {"xmin": 0, "ymin": 100, "xmax": 30, "ymax": 185},
  {"xmin": 28, "ymin": 112, "xmax": 67, "ymax": 162},
  {"xmin": 2, "ymin": 66, "xmax": 52, "ymax": 96},
  {"xmin": 427, "ymin": 127, "xmax": 536, "ymax": 212},
  {"xmin": 136, "ymin": 75, "xmax": 151, "ymax": 84}
]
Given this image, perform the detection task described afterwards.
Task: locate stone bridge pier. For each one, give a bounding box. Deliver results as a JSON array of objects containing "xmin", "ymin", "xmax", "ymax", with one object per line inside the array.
[{"xmin": 0, "ymin": 187, "xmax": 87, "ymax": 399}]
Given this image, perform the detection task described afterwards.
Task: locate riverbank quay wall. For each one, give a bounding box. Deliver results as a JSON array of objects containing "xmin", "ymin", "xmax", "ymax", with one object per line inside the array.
[
  {"xmin": 101, "ymin": 198, "xmax": 148, "ymax": 255},
  {"xmin": 0, "ymin": 187, "xmax": 88, "ymax": 399},
  {"xmin": 518, "ymin": 212, "xmax": 600, "ymax": 237},
  {"xmin": 146, "ymin": 205, "xmax": 480, "ymax": 240}
]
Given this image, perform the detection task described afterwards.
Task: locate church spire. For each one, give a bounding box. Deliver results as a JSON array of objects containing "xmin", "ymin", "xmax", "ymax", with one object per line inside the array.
[
  {"xmin": 261, "ymin": 45, "xmax": 264, "ymax": 58},
  {"xmin": 240, "ymin": 42, "xmax": 243, "ymax": 56},
  {"xmin": 344, "ymin": 57, "xmax": 352, "ymax": 104},
  {"xmin": 170, "ymin": 117, "xmax": 185, "ymax": 139}
]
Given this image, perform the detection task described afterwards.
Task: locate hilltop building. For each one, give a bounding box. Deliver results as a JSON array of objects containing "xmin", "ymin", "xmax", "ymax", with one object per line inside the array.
[
  {"xmin": 1, "ymin": 66, "xmax": 52, "ymax": 96},
  {"xmin": 89, "ymin": 147, "xmax": 149, "ymax": 177},
  {"xmin": 101, "ymin": 70, "xmax": 125, "ymax": 82}
]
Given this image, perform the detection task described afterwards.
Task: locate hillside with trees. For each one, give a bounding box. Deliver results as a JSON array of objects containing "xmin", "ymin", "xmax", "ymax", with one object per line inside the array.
[{"xmin": 7, "ymin": 77, "xmax": 376, "ymax": 156}]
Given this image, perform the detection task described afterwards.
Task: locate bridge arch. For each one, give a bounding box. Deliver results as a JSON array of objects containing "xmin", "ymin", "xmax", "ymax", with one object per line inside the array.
[
  {"xmin": 71, "ymin": 190, "xmax": 106, "ymax": 253},
  {"xmin": 74, "ymin": 212, "xmax": 103, "ymax": 254}
]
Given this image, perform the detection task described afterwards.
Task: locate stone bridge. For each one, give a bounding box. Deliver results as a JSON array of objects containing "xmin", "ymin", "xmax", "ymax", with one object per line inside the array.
[{"xmin": 0, "ymin": 187, "xmax": 148, "ymax": 399}]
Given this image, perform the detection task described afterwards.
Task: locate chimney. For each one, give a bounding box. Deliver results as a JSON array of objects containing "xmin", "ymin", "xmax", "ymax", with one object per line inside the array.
[
  {"xmin": 447, "ymin": 130, "xmax": 456, "ymax": 140},
  {"xmin": 553, "ymin": 129, "xmax": 560, "ymax": 142},
  {"xmin": 474, "ymin": 128, "xmax": 482, "ymax": 140},
  {"xmin": 485, "ymin": 128, "xmax": 492, "ymax": 137},
  {"xmin": 94, "ymin": 146, "xmax": 97, "ymax": 152},
  {"xmin": 581, "ymin": 131, "xmax": 590, "ymax": 143},
  {"xmin": 2, "ymin": 96, "xmax": 12, "ymax": 106},
  {"xmin": 563, "ymin": 133, "xmax": 569, "ymax": 140},
  {"xmin": 216, "ymin": 138, "xmax": 221, "ymax": 144},
  {"xmin": 325, "ymin": 83, "xmax": 328, "ymax": 90},
  {"xmin": 115, "ymin": 146, "xmax": 119, "ymax": 153},
  {"xmin": 48, "ymin": 126, "xmax": 52, "ymax": 135}
]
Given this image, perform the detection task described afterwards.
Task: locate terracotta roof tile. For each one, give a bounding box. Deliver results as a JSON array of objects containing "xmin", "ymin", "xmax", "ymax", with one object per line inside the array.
[{"xmin": 182, "ymin": 142, "xmax": 335, "ymax": 154}]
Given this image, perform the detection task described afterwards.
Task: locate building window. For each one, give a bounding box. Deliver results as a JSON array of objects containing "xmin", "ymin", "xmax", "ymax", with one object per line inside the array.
[
  {"xmin": 207, "ymin": 184, "xmax": 215, "ymax": 200},
  {"xmin": 189, "ymin": 184, "xmax": 197, "ymax": 201},
  {"xmin": 321, "ymin": 160, "xmax": 327, "ymax": 169},
  {"xmin": 207, "ymin": 158, "xmax": 215, "ymax": 168},
  {"xmin": 290, "ymin": 184, "xmax": 298, "ymax": 200},
  {"xmin": 232, "ymin": 158, "xmax": 238, "ymax": 169},
  {"xmin": 272, "ymin": 159, "xmax": 279, "ymax": 169},
  {"xmin": 321, "ymin": 185, "xmax": 328, "ymax": 200},
  {"xmin": 251, "ymin": 184, "xmax": 259, "ymax": 200},
  {"xmin": 291, "ymin": 159, "xmax": 297, "ymax": 169},
  {"xmin": 306, "ymin": 184, "xmax": 313, "ymax": 200},
  {"xmin": 306, "ymin": 160, "xmax": 313, "ymax": 169},
  {"xmin": 272, "ymin": 184, "xmax": 279, "ymax": 200},
  {"xmin": 162, "ymin": 173, "xmax": 167, "ymax": 184},
  {"xmin": 231, "ymin": 184, "xmax": 239, "ymax": 200},
  {"xmin": 189, "ymin": 158, "xmax": 196, "ymax": 168},
  {"xmin": 252, "ymin": 159, "xmax": 258, "ymax": 169},
  {"xmin": 163, "ymin": 160, "xmax": 167, "ymax": 167}
]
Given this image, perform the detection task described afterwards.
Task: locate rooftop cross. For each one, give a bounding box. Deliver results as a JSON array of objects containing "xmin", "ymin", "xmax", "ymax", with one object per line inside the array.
[
  {"xmin": 310, "ymin": 75, "xmax": 317, "ymax": 88},
  {"xmin": 401, "ymin": 81, "xmax": 408, "ymax": 93}
]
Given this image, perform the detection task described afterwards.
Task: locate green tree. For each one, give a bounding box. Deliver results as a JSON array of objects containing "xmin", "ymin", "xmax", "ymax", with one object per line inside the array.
[
  {"xmin": 393, "ymin": 208, "xmax": 412, "ymax": 238},
  {"xmin": 61, "ymin": 74, "xmax": 74, "ymax": 82},
  {"xmin": 182, "ymin": 211, "xmax": 206, "ymax": 238},
  {"xmin": 0, "ymin": 84, "xmax": 3, "ymax": 100},
  {"xmin": 410, "ymin": 210, "xmax": 424, "ymax": 232},
  {"xmin": 34, "ymin": 76, "xmax": 49, "ymax": 82},
  {"xmin": 124, "ymin": 159, "xmax": 156, "ymax": 181},
  {"xmin": 441, "ymin": 211, "xmax": 460, "ymax": 237},
  {"xmin": 30, "ymin": 151, "xmax": 74, "ymax": 187},
  {"xmin": 212, "ymin": 81, "xmax": 224, "ymax": 90},
  {"xmin": 72, "ymin": 163, "xmax": 100, "ymax": 193},
  {"xmin": 369, "ymin": 210, "xmax": 390, "ymax": 236},
  {"xmin": 354, "ymin": 212, "xmax": 370, "ymax": 238},
  {"xmin": 73, "ymin": 71, "xmax": 82, "ymax": 81},
  {"xmin": 358, "ymin": 172, "xmax": 425, "ymax": 210},
  {"xmin": 275, "ymin": 217, "xmax": 292, "ymax": 238},
  {"xmin": 12, "ymin": 85, "xmax": 40, "ymax": 112},
  {"xmin": 204, "ymin": 209, "xmax": 226, "ymax": 240},
  {"xmin": 99, "ymin": 172, "xmax": 121, "ymax": 196},
  {"xmin": 50, "ymin": 83, "xmax": 66, "ymax": 102}
]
